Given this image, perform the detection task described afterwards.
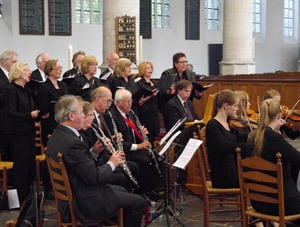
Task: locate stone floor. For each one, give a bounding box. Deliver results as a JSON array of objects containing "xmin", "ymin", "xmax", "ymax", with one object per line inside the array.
[{"xmin": 1, "ymin": 137, "xmax": 300, "ymax": 227}]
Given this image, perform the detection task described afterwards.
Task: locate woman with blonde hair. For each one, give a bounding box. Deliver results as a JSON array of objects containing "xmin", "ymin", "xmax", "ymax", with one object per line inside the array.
[
  {"xmin": 69, "ymin": 55, "xmax": 101, "ymax": 101},
  {"xmin": 248, "ymin": 99, "xmax": 300, "ymax": 222},
  {"xmin": 206, "ymin": 89, "xmax": 250, "ymax": 188},
  {"xmin": 135, "ymin": 62, "xmax": 159, "ymax": 142},
  {"xmin": 4, "ymin": 62, "xmax": 39, "ymax": 204}
]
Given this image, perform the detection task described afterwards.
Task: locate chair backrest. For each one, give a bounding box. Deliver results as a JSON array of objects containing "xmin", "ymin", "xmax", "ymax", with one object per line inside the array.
[
  {"xmin": 203, "ymin": 94, "xmax": 216, "ymax": 124},
  {"xmin": 197, "ymin": 126, "xmax": 211, "ymax": 180},
  {"xmin": 35, "ymin": 121, "xmax": 45, "ymax": 154},
  {"xmin": 236, "ymin": 148, "xmax": 285, "ymax": 224},
  {"xmin": 46, "ymin": 152, "xmax": 78, "ymax": 227}
]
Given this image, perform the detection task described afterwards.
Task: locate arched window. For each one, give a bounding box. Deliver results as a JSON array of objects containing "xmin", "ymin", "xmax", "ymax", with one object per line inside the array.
[
  {"xmin": 152, "ymin": 0, "xmax": 170, "ymax": 28},
  {"xmin": 205, "ymin": 0, "xmax": 219, "ymax": 30},
  {"xmin": 75, "ymin": 0, "xmax": 100, "ymax": 24},
  {"xmin": 253, "ymin": 0, "xmax": 261, "ymax": 33},
  {"xmin": 0, "ymin": 0, "xmax": 3, "ymax": 19}
]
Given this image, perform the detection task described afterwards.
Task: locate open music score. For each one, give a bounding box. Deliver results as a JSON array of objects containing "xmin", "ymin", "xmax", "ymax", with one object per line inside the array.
[{"xmin": 116, "ymin": 16, "xmax": 136, "ymax": 62}]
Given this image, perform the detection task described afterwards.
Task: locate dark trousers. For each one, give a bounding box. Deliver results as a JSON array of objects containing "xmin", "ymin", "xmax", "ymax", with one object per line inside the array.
[
  {"xmin": 0, "ymin": 132, "xmax": 12, "ymax": 161},
  {"xmin": 10, "ymin": 134, "xmax": 36, "ymax": 204}
]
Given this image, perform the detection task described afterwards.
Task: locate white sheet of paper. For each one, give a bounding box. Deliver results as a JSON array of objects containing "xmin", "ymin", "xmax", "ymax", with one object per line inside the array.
[
  {"xmin": 173, "ymin": 138, "xmax": 203, "ymax": 170},
  {"xmin": 159, "ymin": 130, "xmax": 181, "ymax": 156},
  {"xmin": 159, "ymin": 116, "xmax": 187, "ymax": 145},
  {"xmin": 82, "ymin": 83, "xmax": 90, "ymax": 89},
  {"xmin": 7, "ymin": 189, "xmax": 20, "ymax": 209}
]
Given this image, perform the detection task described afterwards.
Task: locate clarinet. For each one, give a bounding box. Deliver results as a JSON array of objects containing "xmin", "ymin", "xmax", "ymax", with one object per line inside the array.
[
  {"xmin": 107, "ymin": 111, "xmax": 123, "ymax": 151},
  {"xmin": 90, "ymin": 123, "xmax": 139, "ymax": 189},
  {"xmin": 130, "ymin": 110, "xmax": 162, "ymax": 177}
]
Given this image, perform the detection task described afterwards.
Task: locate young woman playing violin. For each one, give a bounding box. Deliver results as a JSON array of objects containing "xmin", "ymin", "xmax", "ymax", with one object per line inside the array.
[
  {"xmin": 206, "ymin": 89, "xmax": 251, "ymax": 189},
  {"xmin": 263, "ymin": 89, "xmax": 300, "ymax": 139}
]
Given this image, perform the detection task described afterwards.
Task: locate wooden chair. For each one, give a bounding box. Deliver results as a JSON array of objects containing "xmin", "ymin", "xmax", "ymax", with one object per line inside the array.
[
  {"xmin": 0, "ymin": 154, "xmax": 13, "ymax": 192},
  {"xmin": 47, "ymin": 152, "xmax": 123, "ymax": 227},
  {"xmin": 35, "ymin": 121, "xmax": 46, "ymax": 193},
  {"xmin": 196, "ymin": 126, "xmax": 243, "ymax": 227},
  {"xmin": 202, "ymin": 93, "xmax": 216, "ymax": 124},
  {"xmin": 236, "ymin": 148, "xmax": 300, "ymax": 227}
]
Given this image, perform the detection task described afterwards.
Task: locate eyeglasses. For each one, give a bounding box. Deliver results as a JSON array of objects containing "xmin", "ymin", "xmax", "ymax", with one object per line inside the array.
[
  {"xmin": 121, "ymin": 100, "xmax": 133, "ymax": 104},
  {"xmin": 177, "ymin": 61, "xmax": 188, "ymax": 64},
  {"xmin": 100, "ymin": 97, "xmax": 113, "ymax": 104},
  {"xmin": 52, "ymin": 67, "xmax": 63, "ymax": 71},
  {"xmin": 23, "ymin": 69, "xmax": 31, "ymax": 72}
]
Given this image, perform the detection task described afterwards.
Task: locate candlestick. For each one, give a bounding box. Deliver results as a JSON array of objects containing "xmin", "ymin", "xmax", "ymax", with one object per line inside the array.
[
  {"xmin": 139, "ymin": 35, "xmax": 143, "ymax": 63},
  {"xmin": 68, "ymin": 45, "xmax": 73, "ymax": 70}
]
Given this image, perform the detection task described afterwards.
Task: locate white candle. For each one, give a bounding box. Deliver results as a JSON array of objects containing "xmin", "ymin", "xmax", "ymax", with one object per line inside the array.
[
  {"xmin": 252, "ymin": 37, "xmax": 255, "ymax": 59},
  {"xmin": 139, "ymin": 35, "xmax": 143, "ymax": 63},
  {"xmin": 68, "ymin": 45, "xmax": 73, "ymax": 69}
]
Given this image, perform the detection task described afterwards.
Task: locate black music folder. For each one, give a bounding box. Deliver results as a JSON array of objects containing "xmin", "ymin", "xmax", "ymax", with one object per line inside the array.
[
  {"xmin": 38, "ymin": 101, "xmax": 56, "ymax": 117},
  {"xmin": 192, "ymin": 82, "xmax": 214, "ymax": 93},
  {"xmin": 62, "ymin": 76, "xmax": 76, "ymax": 87},
  {"xmin": 27, "ymin": 78, "xmax": 43, "ymax": 95},
  {"xmin": 133, "ymin": 87, "xmax": 159, "ymax": 100}
]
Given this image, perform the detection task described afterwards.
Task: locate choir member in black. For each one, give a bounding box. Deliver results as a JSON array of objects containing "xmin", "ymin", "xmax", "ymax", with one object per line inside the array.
[
  {"xmin": 104, "ymin": 88, "xmax": 159, "ymax": 195},
  {"xmin": 0, "ymin": 50, "xmax": 18, "ymax": 161},
  {"xmin": 247, "ymin": 99, "xmax": 300, "ymax": 223},
  {"xmin": 63, "ymin": 50, "xmax": 85, "ymax": 79},
  {"xmin": 37, "ymin": 60, "xmax": 68, "ymax": 146},
  {"xmin": 31, "ymin": 53, "xmax": 50, "ymax": 82},
  {"xmin": 136, "ymin": 62, "xmax": 160, "ymax": 143},
  {"xmin": 69, "ymin": 55, "xmax": 101, "ymax": 101},
  {"xmin": 99, "ymin": 52, "xmax": 119, "ymax": 86},
  {"xmin": 206, "ymin": 89, "xmax": 250, "ymax": 188},
  {"xmin": 4, "ymin": 62, "xmax": 39, "ymax": 204}
]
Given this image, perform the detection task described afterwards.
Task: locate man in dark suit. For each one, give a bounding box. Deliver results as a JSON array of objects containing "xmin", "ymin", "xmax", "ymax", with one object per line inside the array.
[
  {"xmin": 63, "ymin": 50, "xmax": 85, "ymax": 79},
  {"xmin": 46, "ymin": 95, "xmax": 144, "ymax": 226},
  {"xmin": 99, "ymin": 52, "xmax": 119, "ymax": 86},
  {"xmin": 31, "ymin": 53, "xmax": 50, "ymax": 82},
  {"xmin": 104, "ymin": 88, "xmax": 160, "ymax": 195},
  {"xmin": 165, "ymin": 80, "xmax": 200, "ymax": 132},
  {"xmin": 0, "ymin": 50, "xmax": 18, "ymax": 161}
]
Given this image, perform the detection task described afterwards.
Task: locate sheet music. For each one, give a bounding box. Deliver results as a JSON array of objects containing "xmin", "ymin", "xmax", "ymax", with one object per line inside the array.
[
  {"xmin": 8, "ymin": 189, "xmax": 20, "ymax": 209},
  {"xmin": 173, "ymin": 138, "xmax": 203, "ymax": 170},
  {"xmin": 82, "ymin": 83, "xmax": 90, "ymax": 89},
  {"xmin": 100, "ymin": 71, "xmax": 111, "ymax": 80},
  {"xmin": 159, "ymin": 130, "xmax": 181, "ymax": 156},
  {"xmin": 159, "ymin": 115, "xmax": 187, "ymax": 145}
]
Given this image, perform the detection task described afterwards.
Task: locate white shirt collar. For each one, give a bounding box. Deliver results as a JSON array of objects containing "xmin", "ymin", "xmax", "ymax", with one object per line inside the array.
[
  {"xmin": 61, "ymin": 124, "xmax": 81, "ymax": 137},
  {"xmin": 38, "ymin": 68, "xmax": 46, "ymax": 81},
  {"xmin": 177, "ymin": 94, "xmax": 186, "ymax": 106}
]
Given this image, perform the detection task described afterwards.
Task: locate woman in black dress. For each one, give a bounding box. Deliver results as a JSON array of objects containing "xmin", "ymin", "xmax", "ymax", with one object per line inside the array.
[
  {"xmin": 248, "ymin": 98, "xmax": 300, "ymax": 222},
  {"xmin": 136, "ymin": 62, "xmax": 159, "ymax": 142},
  {"xmin": 5, "ymin": 62, "xmax": 39, "ymax": 204},
  {"xmin": 205, "ymin": 89, "xmax": 250, "ymax": 188},
  {"xmin": 37, "ymin": 60, "xmax": 68, "ymax": 146}
]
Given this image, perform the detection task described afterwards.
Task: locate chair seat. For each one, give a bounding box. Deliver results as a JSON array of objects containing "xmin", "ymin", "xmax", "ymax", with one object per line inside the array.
[
  {"xmin": 0, "ymin": 162, "xmax": 13, "ymax": 170},
  {"xmin": 36, "ymin": 154, "xmax": 46, "ymax": 161},
  {"xmin": 246, "ymin": 207, "xmax": 300, "ymax": 223},
  {"xmin": 206, "ymin": 181, "xmax": 240, "ymax": 193}
]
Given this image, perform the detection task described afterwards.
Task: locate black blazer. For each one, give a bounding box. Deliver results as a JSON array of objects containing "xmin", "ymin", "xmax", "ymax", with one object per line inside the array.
[
  {"xmin": 165, "ymin": 95, "xmax": 199, "ymax": 131},
  {"xmin": 4, "ymin": 82, "xmax": 35, "ymax": 136},
  {"xmin": 104, "ymin": 106, "xmax": 142, "ymax": 154},
  {"xmin": 31, "ymin": 69, "xmax": 44, "ymax": 81},
  {"xmin": 0, "ymin": 68, "xmax": 11, "ymax": 132},
  {"xmin": 63, "ymin": 67, "xmax": 77, "ymax": 78},
  {"xmin": 37, "ymin": 79, "xmax": 68, "ymax": 118},
  {"xmin": 99, "ymin": 68, "xmax": 113, "ymax": 87},
  {"xmin": 46, "ymin": 124, "xmax": 118, "ymax": 223}
]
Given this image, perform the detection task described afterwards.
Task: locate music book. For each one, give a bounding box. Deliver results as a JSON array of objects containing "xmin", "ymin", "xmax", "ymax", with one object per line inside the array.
[
  {"xmin": 62, "ymin": 76, "xmax": 76, "ymax": 86},
  {"xmin": 99, "ymin": 71, "xmax": 112, "ymax": 81},
  {"xmin": 192, "ymin": 82, "xmax": 215, "ymax": 93},
  {"xmin": 132, "ymin": 87, "xmax": 159, "ymax": 100},
  {"xmin": 73, "ymin": 87, "xmax": 91, "ymax": 97},
  {"xmin": 38, "ymin": 101, "xmax": 56, "ymax": 117},
  {"xmin": 173, "ymin": 138, "xmax": 203, "ymax": 170},
  {"xmin": 27, "ymin": 78, "xmax": 43, "ymax": 94}
]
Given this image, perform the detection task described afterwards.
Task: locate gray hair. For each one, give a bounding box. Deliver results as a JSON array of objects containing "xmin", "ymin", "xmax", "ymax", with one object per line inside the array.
[
  {"xmin": 0, "ymin": 50, "xmax": 18, "ymax": 65},
  {"xmin": 114, "ymin": 88, "xmax": 132, "ymax": 104},
  {"xmin": 35, "ymin": 53, "xmax": 49, "ymax": 65},
  {"xmin": 55, "ymin": 95, "xmax": 83, "ymax": 123},
  {"xmin": 90, "ymin": 86, "xmax": 111, "ymax": 102}
]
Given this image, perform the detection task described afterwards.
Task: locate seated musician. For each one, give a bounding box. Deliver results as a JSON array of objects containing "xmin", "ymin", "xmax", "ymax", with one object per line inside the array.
[
  {"xmin": 206, "ymin": 89, "xmax": 251, "ymax": 188},
  {"xmin": 46, "ymin": 95, "xmax": 144, "ymax": 227},
  {"xmin": 247, "ymin": 99, "xmax": 300, "ymax": 224},
  {"xmin": 164, "ymin": 80, "xmax": 200, "ymax": 131},
  {"xmin": 104, "ymin": 88, "xmax": 161, "ymax": 196},
  {"xmin": 84, "ymin": 86, "xmax": 140, "ymax": 191}
]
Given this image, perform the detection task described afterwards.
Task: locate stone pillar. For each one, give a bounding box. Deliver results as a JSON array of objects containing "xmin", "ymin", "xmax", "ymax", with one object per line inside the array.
[
  {"xmin": 100, "ymin": 0, "xmax": 139, "ymax": 73},
  {"xmin": 219, "ymin": 0, "xmax": 256, "ymax": 75}
]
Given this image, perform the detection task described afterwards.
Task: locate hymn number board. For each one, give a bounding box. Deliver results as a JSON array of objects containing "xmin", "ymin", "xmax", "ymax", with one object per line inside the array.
[{"xmin": 116, "ymin": 16, "xmax": 136, "ymax": 63}]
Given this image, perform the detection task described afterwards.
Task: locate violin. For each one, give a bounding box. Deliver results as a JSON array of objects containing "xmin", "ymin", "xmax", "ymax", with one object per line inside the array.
[
  {"xmin": 228, "ymin": 116, "xmax": 258, "ymax": 130},
  {"xmin": 281, "ymin": 105, "xmax": 300, "ymax": 121},
  {"xmin": 247, "ymin": 109, "xmax": 259, "ymax": 121}
]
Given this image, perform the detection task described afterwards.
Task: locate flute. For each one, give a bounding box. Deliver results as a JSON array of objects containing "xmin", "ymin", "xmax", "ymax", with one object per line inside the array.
[
  {"xmin": 107, "ymin": 111, "xmax": 123, "ymax": 151},
  {"xmin": 130, "ymin": 110, "xmax": 162, "ymax": 177},
  {"xmin": 90, "ymin": 123, "xmax": 139, "ymax": 189}
]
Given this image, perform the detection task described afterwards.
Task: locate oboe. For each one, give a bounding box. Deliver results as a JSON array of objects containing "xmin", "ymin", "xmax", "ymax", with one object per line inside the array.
[
  {"xmin": 130, "ymin": 110, "xmax": 162, "ymax": 177},
  {"xmin": 90, "ymin": 123, "xmax": 139, "ymax": 189}
]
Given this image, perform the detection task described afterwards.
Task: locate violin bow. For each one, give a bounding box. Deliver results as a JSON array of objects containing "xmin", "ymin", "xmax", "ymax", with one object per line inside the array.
[
  {"xmin": 257, "ymin": 96, "xmax": 261, "ymax": 117},
  {"xmin": 240, "ymin": 101, "xmax": 253, "ymax": 132},
  {"xmin": 284, "ymin": 98, "xmax": 300, "ymax": 121}
]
